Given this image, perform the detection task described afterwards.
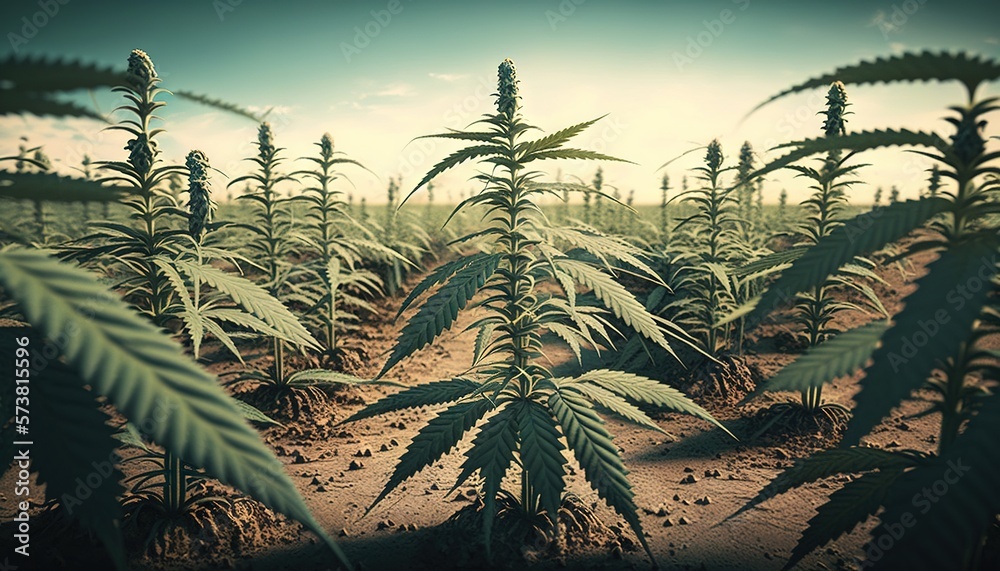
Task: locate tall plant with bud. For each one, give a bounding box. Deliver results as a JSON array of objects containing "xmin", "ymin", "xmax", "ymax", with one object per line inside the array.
[
  {"xmin": 761, "ymin": 82, "xmax": 886, "ymax": 429},
  {"xmin": 0, "ymin": 48, "xmax": 347, "ymax": 568},
  {"xmin": 292, "ymin": 133, "xmax": 391, "ymax": 361},
  {"xmin": 667, "ymin": 140, "xmax": 746, "ymax": 356},
  {"xmin": 344, "ymin": 59, "xmax": 730, "ymax": 562},
  {"xmin": 729, "ymin": 52, "xmax": 1000, "ymax": 569}
]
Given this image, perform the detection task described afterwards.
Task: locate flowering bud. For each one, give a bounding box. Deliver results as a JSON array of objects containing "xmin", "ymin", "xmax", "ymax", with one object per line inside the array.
[
  {"xmin": 186, "ymin": 150, "xmax": 214, "ymax": 241},
  {"xmin": 705, "ymin": 139, "xmax": 723, "ymax": 172},
  {"xmin": 258, "ymin": 122, "xmax": 276, "ymax": 160},
  {"xmin": 125, "ymin": 133, "xmax": 157, "ymax": 175},
  {"xmin": 320, "ymin": 133, "xmax": 334, "ymax": 160},
  {"xmin": 497, "ymin": 58, "xmax": 519, "ymax": 116},
  {"xmin": 822, "ymin": 81, "xmax": 849, "ymax": 138},
  {"xmin": 126, "ymin": 49, "xmax": 157, "ymax": 90}
]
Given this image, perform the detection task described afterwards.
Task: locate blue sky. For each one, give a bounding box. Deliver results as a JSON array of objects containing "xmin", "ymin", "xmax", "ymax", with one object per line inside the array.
[{"xmin": 2, "ymin": 0, "xmax": 999, "ymax": 204}]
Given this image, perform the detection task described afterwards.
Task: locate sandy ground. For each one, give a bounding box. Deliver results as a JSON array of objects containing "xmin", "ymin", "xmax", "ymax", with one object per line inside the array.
[{"xmin": 0, "ymin": 248, "xmax": 966, "ymax": 570}]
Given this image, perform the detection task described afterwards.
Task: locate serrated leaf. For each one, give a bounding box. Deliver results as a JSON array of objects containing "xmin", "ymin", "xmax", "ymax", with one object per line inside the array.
[
  {"xmin": 870, "ymin": 391, "xmax": 1000, "ymax": 570},
  {"xmin": 751, "ymin": 51, "xmax": 1000, "ymax": 115},
  {"xmin": 233, "ymin": 399, "xmax": 283, "ymax": 427},
  {"xmin": 746, "ymin": 197, "xmax": 949, "ymax": 328},
  {"xmin": 727, "ymin": 447, "xmax": 920, "ymax": 522},
  {"xmin": 516, "ymin": 400, "xmax": 567, "ymax": 522},
  {"xmin": 34, "ymin": 366, "xmax": 126, "ymax": 570},
  {"xmin": 0, "ymin": 248, "xmax": 347, "ymax": 568},
  {"xmin": 844, "ymin": 235, "xmax": 1000, "ymax": 446},
  {"xmin": 756, "ymin": 322, "xmax": 889, "ymax": 395},
  {"xmin": 549, "ymin": 389, "xmax": 653, "ymax": 561},
  {"xmin": 285, "ymin": 368, "xmax": 387, "ymax": 387},
  {"xmin": 784, "ymin": 467, "xmax": 904, "ymax": 571},
  {"xmin": 395, "ymin": 253, "xmax": 494, "ymax": 320},
  {"xmin": 342, "ymin": 378, "xmax": 480, "ymax": 425},
  {"xmin": 563, "ymin": 381, "xmax": 665, "ymax": 434},
  {"xmin": 569, "ymin": 369, "xmax": 733, "ymax": 438},
  {"xmin": 171, "ymin": 257, "xmax": 320, "ymax": 352},
  {"xmin": 454, "ymin": 403, "xmax": 519, "ymax": 555},
  {"xmin": 0, "ymin": 172, "xmax": 127, "ymax": 202},
  {"xmin": 369, "ymin": 399, "xmax": 491, "ymax": 513},
  {"xmin": 379, "ymin": 254, "xmax": 500, "ymax": 377},
  {"xmin": 554, "ymin": 259, "xmax": 670, "ymax": 351},
  {"xmin": 752, "ymin": 130, "xmax": 952, "ymax": 181},
  {"xmin": 173, "ymin": 90, "xmax": 261, "ymax": 122},
  {"xmin": 733, "ymin": 247, "xmax": 807, "ymax": 278}
]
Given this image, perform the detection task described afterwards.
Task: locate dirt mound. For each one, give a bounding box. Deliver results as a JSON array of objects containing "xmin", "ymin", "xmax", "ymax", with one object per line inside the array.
[
  {"xmin": 679, "ymin": 354, "xmax": 760, "ymax": 406},
  {"xmin": 423, "ymin": 492, "xmax": 637, "ymax": 570}
]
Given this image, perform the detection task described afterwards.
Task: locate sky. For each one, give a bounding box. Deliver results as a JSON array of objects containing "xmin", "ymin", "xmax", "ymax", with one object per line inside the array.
[{"xmin": 2, "ymin": 0, "xmax": 999, "ymax": 205}]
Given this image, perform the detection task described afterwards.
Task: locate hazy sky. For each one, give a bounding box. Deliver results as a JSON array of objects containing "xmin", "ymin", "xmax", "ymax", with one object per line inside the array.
[{"xmin": 2, "ymin": 0, "xmax": 998, "ymax": 205}]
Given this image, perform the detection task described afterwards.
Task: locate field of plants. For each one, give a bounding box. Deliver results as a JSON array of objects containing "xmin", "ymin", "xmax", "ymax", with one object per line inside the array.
[{"xmin": 0, "ymin": 45, "xmax": 999, "ymax": 571}]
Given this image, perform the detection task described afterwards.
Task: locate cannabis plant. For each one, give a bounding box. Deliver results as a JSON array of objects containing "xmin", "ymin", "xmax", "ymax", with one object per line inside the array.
[
  {"xmin": 345, "ymin": 58, "xmax": 730, "ymax": 561},
  {"xmin": 758, "ymin": 82, "xmax": 887, "ymax": 432},
  {"xmin": 729, "ymin": 51, "xmax": 1000, "ymax": 570},
  {"xmin": 291, "ymin": 133, "xmax": 389, "ymax": 361},
  {"xmin": 667, "ymin": 140, "xmax": 747, "ymax": 356},
  {"xmin": 0, "ymin": 50, "xmax": 345, "ymax": 569}
]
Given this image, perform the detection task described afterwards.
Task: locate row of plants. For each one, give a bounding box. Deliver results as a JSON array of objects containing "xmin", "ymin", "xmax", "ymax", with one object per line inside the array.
[{"xmin": 0, "ymin": 49, "xmax": 996, "ymax": 570}]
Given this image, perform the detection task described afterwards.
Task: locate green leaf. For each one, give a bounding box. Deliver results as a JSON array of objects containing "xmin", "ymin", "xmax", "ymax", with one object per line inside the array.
[
  {"xmin": 570, "ymin": 369, "xmax": 734, "ymax": 439},
  {"xmin": 170, "ymin": 257, "xmax": 320, "ymax": 352},
  {"xmin": 516, "ymin": 400, "xmax": 567, "ymax": 522},
  {"xmin": 732, "ymin": 246, "xmax": 807, "ymax": 278},
  {"xmin": 554, "ymin": 259, "xmax": 670, "ymax": 352},
  {"xmin": 369, "ymin": 399, "xmax": 491, "ymax": 513},
  {"xmin": 520, "ymin": 148, "xmax": 633, "ymax": 165},
  {"xmin": 844, "ymin": 234, "xmax": 1000, "ymax": 446},
  {"xmin": 549, "ymin": 389, "xmax": 653, "ymax": 562},
  {"xmin": 342, "ymin": 378, "xmax": 480, "ymax": 424},
  {"xmin": 34, "ymin": 367, "xmax": 126, "ymax": 571},
  {"xmin": 727, "ymin": 447, "xmax": 920, "ymax": 522},
  {"xmin": 870, "ymin": 391, "xmax": 1000, "ymax": 570},
  {"xmin": 0, "ymin": 172, "xmax": 127, "ymax": 202},
  {"xmin": 517, "ymin": 116, "xmax": 604, "ymax": 157},
  {"xmin": 751, "ymin": 51, "xmax": 1000, "ymax": 115},
  {"xmin": 0, "ymin": 248, "xmax": 348, "ymax": 568},
  {"xmin": 451, "ymin": 403, "xmax": 519, "ymax": 556},
  {"xmin": 234, "ymin": 399, "xmax": 284, "ymax": 427},
  {"xmin": 0, "ymin": 91, "xmax": 107, "ymax": 121},
  {"xmin": 563, "ymin": 381, "xmax": 665, "ymax": 434},
  {"xmin": 754, "ymin": 322, "xmax": 889, "ymax": 395},
  {"xmin": 784, "ymin": 467, "xmax": 904, "ymax": 571},
  {"xmin": 173, "ymin": 90, "xmax": 262, "ymax": 122},
  {"xmin": 405, "ymin": 145, "xmax": 506, "ymax": 205},
  {"xmin": 379, "ymin": 254, "xmax": 500, "ymax": 377},
  {"xmin": 0, "ymin": 54, "xmax": 123, "ymax": 92},
  {"xmin": 745, "ymin": 197, "xmax": 950, "ymax": 328},
  {"xmin": 285, "ymin": 368, "xmax": 390, "ymax": 387},
  {"xmin": 395, "ymin": 253, "xmax": 495, "ymax": 320},
  {"xmin": 751, "ymin": 130, "xmax": 952, "ymax": 181}
]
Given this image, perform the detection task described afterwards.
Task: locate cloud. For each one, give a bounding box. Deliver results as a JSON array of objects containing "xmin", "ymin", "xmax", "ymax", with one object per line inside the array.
[
  {"xmin": 985, "ymin": 37, "xmax": 999, "ymax": 45},
  {"xmin": 428, "ymin": 72, "xmax": 468, "ymax": 82}
]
